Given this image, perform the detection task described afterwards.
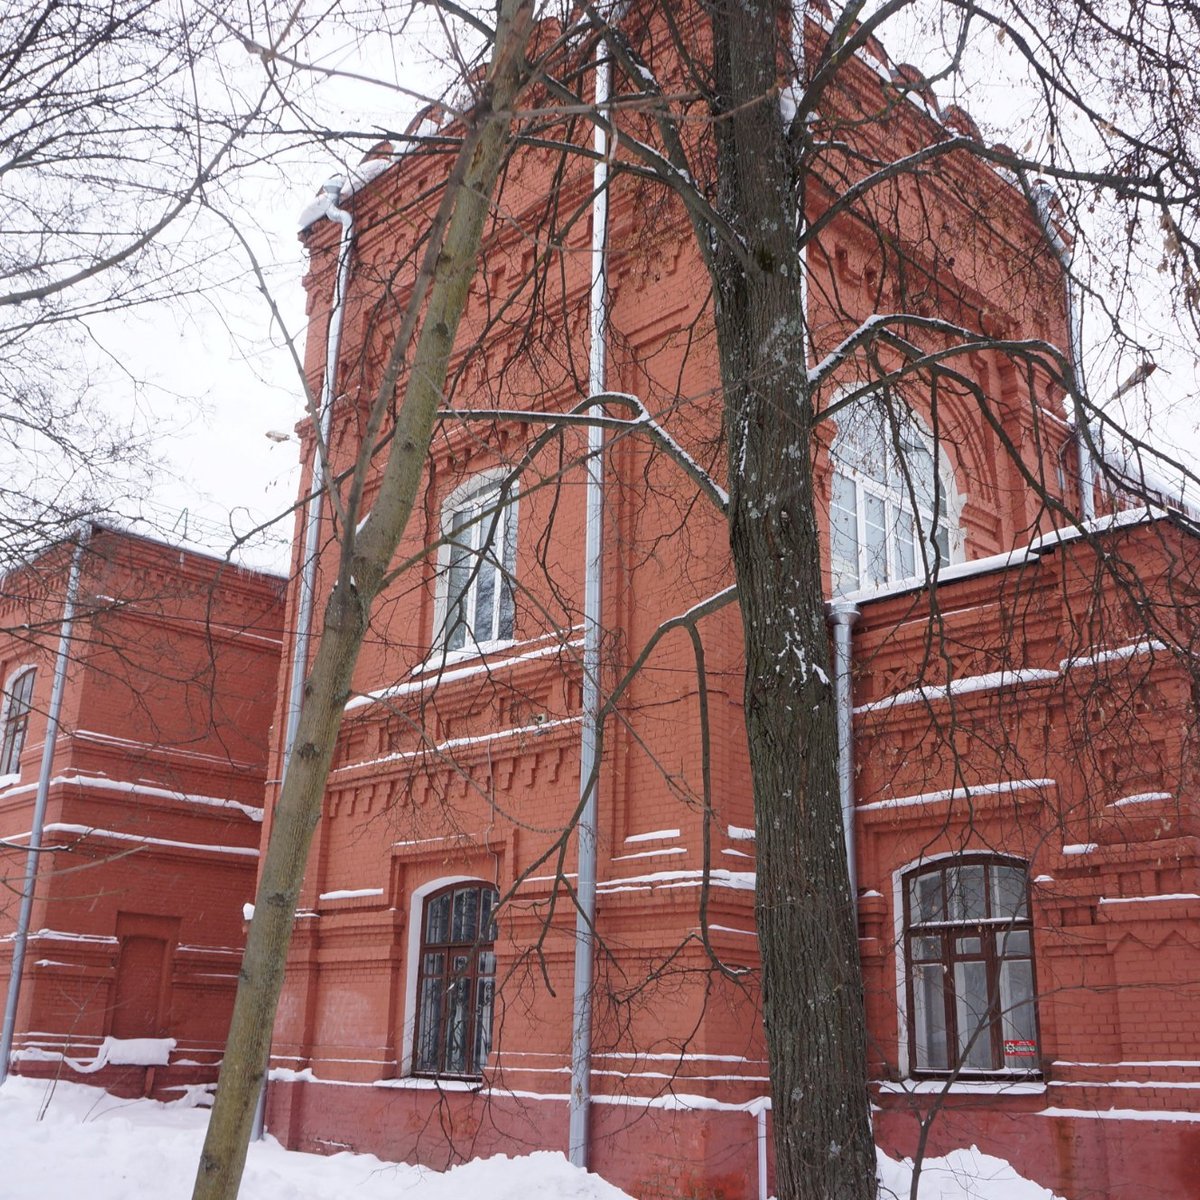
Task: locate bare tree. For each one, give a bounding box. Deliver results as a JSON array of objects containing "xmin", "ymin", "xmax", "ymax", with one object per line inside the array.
[
  {"xmin": 183, "ymin": 1, "xmax": 1200, "ymax": 1199},
  {"xmin": 0, "ymin": 0, "xmax": 319, "ymax": 571},
  {"xmin": 191, "ymin": 2, "xmax": 540, "ymax": 1194}
]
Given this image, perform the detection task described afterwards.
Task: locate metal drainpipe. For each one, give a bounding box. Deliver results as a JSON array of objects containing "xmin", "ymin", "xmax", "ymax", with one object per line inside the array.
[
  {"xmin": 1032, "ymin": 181, "xmax": 1095, "ymax": 522},
  {"xmin": 0, "ymin": 529, "xmax": 89, "ymax": 1085},
  {"xmin": 250, "ymin": 177, "xmax": 354, "ymax": 1141},
  {"xmin": 828, "ymin": 601, "xmax": 860, "ymax": 904},
  {"xmin": 755, "ymin": 1102, "xmax": 769, "ymax": 1200},
  {"xmin": 285, "ymin": 177, "xmax": 355, "ymax": 763},
  {"xmin": 567, "ymin": 38, "xmax": 612, "ymax": 1171}
]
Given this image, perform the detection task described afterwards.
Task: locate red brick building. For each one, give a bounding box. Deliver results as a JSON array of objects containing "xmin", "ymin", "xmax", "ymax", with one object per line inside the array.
[
  {"xmin": 261, "ymin": 11, "xmax": 1200, "ymax": 1199},
  {"xmin": 0, "ymin": 525, "xmax": 284, "ymax": 1096}
]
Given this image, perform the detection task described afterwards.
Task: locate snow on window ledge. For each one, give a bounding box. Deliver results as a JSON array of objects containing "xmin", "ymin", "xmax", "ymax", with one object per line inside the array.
[{"xmin": 875, "ymin": 1078, "xmax": 1046, "ymax": 1096}]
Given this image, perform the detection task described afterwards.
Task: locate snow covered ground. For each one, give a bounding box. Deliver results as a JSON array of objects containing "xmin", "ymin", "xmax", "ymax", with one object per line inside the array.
[{"xmin": 0, "ymin": 1076, "xmax": 1066, "ymax": 1199}]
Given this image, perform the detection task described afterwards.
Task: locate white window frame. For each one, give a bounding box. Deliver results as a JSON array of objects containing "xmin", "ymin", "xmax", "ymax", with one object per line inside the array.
[
  {"xmin": 828, "ymin": 393, "xmax": 964, "ymax": 595},
  {"xmin": 0, "ymin": 665, "xmax": 36, "ymax": 780},
  {"xmin": 432, "ymin": 471, "xmax": 518, "ymax": 659}
]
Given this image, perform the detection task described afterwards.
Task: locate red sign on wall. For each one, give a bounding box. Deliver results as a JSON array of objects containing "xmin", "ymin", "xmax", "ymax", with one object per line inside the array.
[{"xmin": 1004, "ymin": 1039, "xmax": 1038, "ymax": 1057}]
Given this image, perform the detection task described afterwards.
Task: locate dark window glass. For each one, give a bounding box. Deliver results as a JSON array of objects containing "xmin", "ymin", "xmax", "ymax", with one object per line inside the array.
[
  {"xmin": 904, "ymin": 857, "xmax": 1039, "ymax": 1075},
  {"xmin": 413, "ymin": 882, "xmax": 499, "ymax": 1077}
]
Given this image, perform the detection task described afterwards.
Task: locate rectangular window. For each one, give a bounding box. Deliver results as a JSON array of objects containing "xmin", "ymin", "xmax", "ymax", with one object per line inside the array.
[
  {"xmin": 905, "ymin": 858, "xmax": 1040, "ymax": 1076},
  {"xmin": 0, "ymin": 669, "xmax": 35, "ymax": 777},
  {"xmin": 439, "ymin": 481, "xmax": 516, "ymax": 653},
  {"xmin": 413, "ymin": 884, "xmax": 499, "ymax": 1078}
]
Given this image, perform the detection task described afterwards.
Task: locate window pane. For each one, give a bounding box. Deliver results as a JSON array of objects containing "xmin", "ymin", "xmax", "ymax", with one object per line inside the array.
[
  {"xmin": 426, "ymin": 894, "xmax": 451, "ymax": 944},
  {"xmin": 910, "ymin": 871, "xmax": 944, "ymax": 925},
  {"xmin": 416, "ymin": 976, "xmax": 443, "ymax": 1071},
  {"xmin": 474, "ymin": 977, "xmax": 495, "ymax": 1071},
  {"xmin": 1000, "ymin": 929, "xmax": 1030, "ymax": 956},
  {"xmin": 999, "ymin": 958, "xmax": 1038, "ymax": 1068},
  {"xmin": 444, "ymin": 977, "xmax": 469, "ymax": 1074},
  {"xmin": 948, "ymin": 865, "xmax": 986, "ymax": 922},
  {"xmin": 830, "ymin": 472, "xmax": 859, "ymax": 593},
  {"xmin": 445, "ymin": 530, "xmax": 472, "ymax": 652},
  {"xmin": 474, "ymin": 554, "xmax": 497, "ymax": 641},
  {"xmin": 911, "ymin": 935, "xmax": 942, "ymax": 961},
  {"xmin": 913, "ymin": 963, "xmax": 948, "ymax": 1071},
  {"xmin": 934, "ymin": 519, "xmax": 950, "ymax": 568},
  {"xmin": 894, "ymin": 508, "xmax": 915, "ymax": 578},
  {"xmin": 854, "ymin": 411, "xmax": 889, "ymax": 485},
  {"xmin": 498, "ymin": 504, "xmax": 516, "ymax": 639},
  {"xmin": 472, "ymin": 493, "xmax": 500, "ymax": 640},
  {"xmin": 452, "ymin": 888, "xmax": 480, "ymax": 943},
  {"xmin": 0, "ymin": 723, "xmax": 20, "ymax": 776},
  {"xmin": 864, "ymin": 493, "xmax": 888, "ymax": 585},
  {"xmin": 950, "ymin": 955, "xmax": 988, "ymax": 1070},
  {"xmin": 906, "ymin": 441, "xmax": 936, "ymax": 511},
  {"xmin": 955, "ymin": 936, "xmax": 981, "ymax": 955},
  {"xmin": 11, "ymin": 671, "xmax": 33, "ymax": 712},
  {"xmin": 480, "ymin": 889, "xmax": 497, "ymax": 941},
  {"xmin": 990, "ymin": 865, "xmax": 1029, "ymax": 920},
  {"xmin": 954, "ymin": 959, "xmax": 994, "ymax": 1069}
]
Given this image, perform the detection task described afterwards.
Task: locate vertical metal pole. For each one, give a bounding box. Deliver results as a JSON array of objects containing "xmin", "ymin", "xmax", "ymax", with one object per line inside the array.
[
  {"xmin": 284, "ymin": 180, "xmax": 356, "ymax": 764},
  {"xmin": 568, "ymin": 39, "xmax": 612, "ymax": 1171},
  {"xmin": 756, "ymin": 1104, "xmax": 769, "ymax": 1200},
  {"xmin": 0, "ymin": 532, "xmax": 88, "ymax": 1084},
  {"xmin": 829, "ymin": 602, "xmax": 860, "ymax": 906}
]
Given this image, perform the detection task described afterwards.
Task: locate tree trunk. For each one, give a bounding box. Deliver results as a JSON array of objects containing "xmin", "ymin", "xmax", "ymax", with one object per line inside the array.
[
  {"xmin": 709, "ymin": 3, "xmax": 875, "ymax": 1197},
  {"xmin": 191, "ymin": 5, "xmax": 534, "ymax": 1197}
]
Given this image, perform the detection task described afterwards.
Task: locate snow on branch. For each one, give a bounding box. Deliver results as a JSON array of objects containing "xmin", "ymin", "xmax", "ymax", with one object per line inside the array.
[{"xmin": 441, "ymin": 392, "xmax": 729, "ymax": 512}]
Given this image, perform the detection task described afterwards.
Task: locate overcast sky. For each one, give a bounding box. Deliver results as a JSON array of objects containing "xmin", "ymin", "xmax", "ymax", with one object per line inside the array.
[{"xmin": 87, "ymin": 2, "xmax": 1197, "ymax": 575}]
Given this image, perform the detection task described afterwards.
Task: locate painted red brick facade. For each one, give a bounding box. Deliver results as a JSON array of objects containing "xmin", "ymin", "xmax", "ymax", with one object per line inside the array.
[
  {"xmin": 0, "ymin": 525, "xmax": 284, "ymax": 1096},
  {"xmin": 262, "ymin": 11, "xmax": 1200, "ymax": 1199}
]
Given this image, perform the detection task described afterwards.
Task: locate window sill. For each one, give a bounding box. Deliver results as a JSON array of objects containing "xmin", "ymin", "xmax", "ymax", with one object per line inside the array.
[
  {"xmin": 376, "ymin": 1075, "xmax": 483, "ymax": 1092},
  {"xmin": 876, "ymin": 1079, "xmax": 1045, "ymax": 1096},
  {"xmin": 417, "ymin": 638, "xmax": 522, "ymax": 676}
]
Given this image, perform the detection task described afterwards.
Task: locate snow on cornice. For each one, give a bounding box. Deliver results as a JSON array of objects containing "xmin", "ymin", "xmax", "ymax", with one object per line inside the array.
[{"xmin": 839, "ymin": 505, "xmax": 1170, "ymax": 607}]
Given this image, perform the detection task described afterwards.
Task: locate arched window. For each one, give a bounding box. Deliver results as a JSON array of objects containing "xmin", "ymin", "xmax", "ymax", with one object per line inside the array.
[
  {"xmin": 0, "ymin": 668, "xmax": 35, "ymax": 777},
  {"xmin": 829, "ymin": 395, "xmax": 953, "ymax": 594},
  {"xmin": 435, "ymin": 475, "xmax": 517, "ymax": 654},
  {"xmin": 903, "ymin": 856, "xmax": 1039, "ymax": 1075},
  {"xmin": 413, "ymin": 882, "xmax": 498, "ymax": 1077}
]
